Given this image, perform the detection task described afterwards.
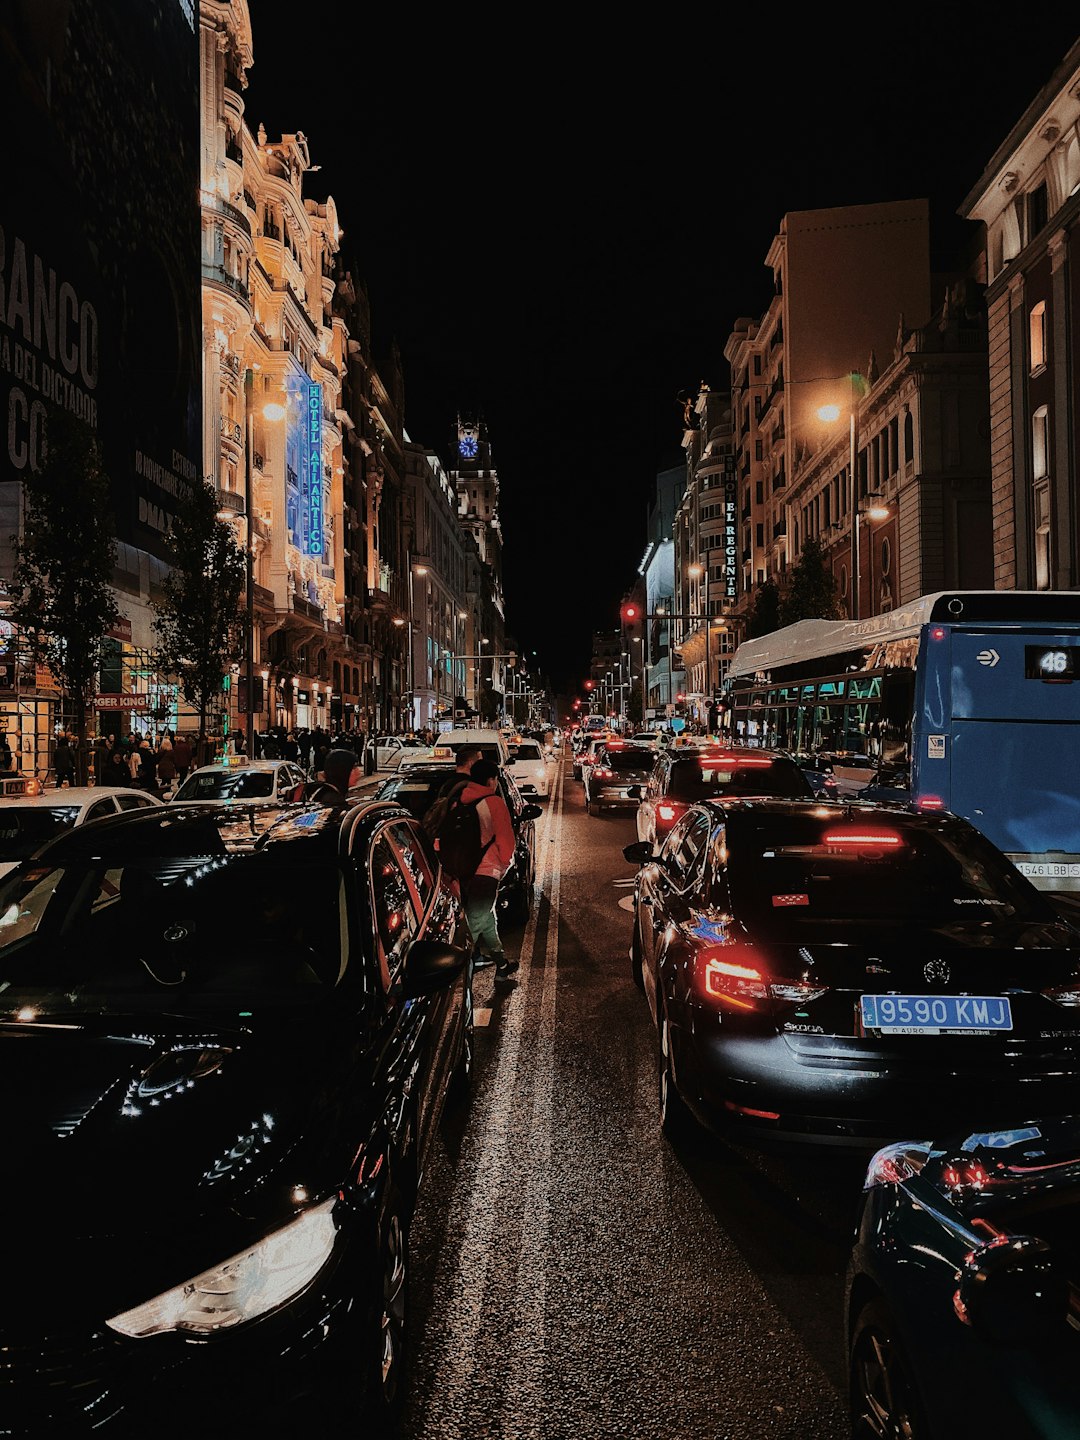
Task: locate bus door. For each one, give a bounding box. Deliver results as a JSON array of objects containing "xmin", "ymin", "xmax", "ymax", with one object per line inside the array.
[{"xmin": 917, "ymin": 626, "xmax": 1080, "ymax": 891}]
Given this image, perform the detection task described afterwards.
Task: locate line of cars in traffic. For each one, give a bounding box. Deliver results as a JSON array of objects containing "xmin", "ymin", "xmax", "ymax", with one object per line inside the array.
[
  {"xmin": 0, "ymin": 730, "xmax": 551, "ymax": 1436},
  {"xmin": 590, "ymin": 727, "xmax": 1080, "ymax": 1437}
]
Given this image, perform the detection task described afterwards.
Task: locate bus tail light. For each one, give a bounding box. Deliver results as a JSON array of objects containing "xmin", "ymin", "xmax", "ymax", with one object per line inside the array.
[{"xmin": 916, "ymin": 795, "xmax": 946, "ymax": 810}]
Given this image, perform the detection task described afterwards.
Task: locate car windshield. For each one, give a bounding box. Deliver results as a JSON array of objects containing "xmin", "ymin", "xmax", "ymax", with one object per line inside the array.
[
  {"xmin": 0, "ymin": 806, "xmax": 82, "ymax": 861},
  {"xmin": 723, "ymin": 812, "xmax": 1050, "ymax": 935},
  {"xmin": 0, "ymin": 851, "xmax": 347, "ymax": 1015},
  {"xmin": 375, "ymin": 772, "xmax": 447, "ymax": 820},
  {"xmin": 515, "ymin": 743, "xmax": 543, "ymax": 761},
  {"xmin": 174, "ymin": 770, "xmax": 275, "ymax": 801},
  {"xmin": 668, "ymin": 756, "xmax": 812, "ymax": 802}
]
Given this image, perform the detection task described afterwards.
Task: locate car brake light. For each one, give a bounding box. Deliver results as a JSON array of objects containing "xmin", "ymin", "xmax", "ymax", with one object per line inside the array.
[
  {"xmin": 657, "ymin": 803, "xmax": 681, "ymax": 822},
  {"xmin": 594, "ymin": 768, "xmax": 613, "ymax": 780},
  {"xmin": 823, "ymin": 830, "xmax": 902, "ymax": 847},
  {"xmin": 693, "ymin": 948, "xmax": 828, "ymax": 1010},
  {"xmin": 723, "ymin": 1101, "xmax": 780, "ymax": 1121},
  {"xmin": 700, "ymin": 756, "xmax": 773, "ymax": 768},
  {"xmin": 917, "ymin": 795, "xmax": 946, "ymax": 810},
  {"xmin": 864, "ymin": 1142, "xmax": 927, "ymax": 1188},
  {"xmin": 1043, "ymin": 981, "xmax": 1080, "ymax": 1007}
]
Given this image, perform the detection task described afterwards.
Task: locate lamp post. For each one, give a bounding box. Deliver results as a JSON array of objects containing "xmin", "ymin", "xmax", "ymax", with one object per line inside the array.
[{"xmin": 817, "ymin": 375, "xmax": 862, "ymax": 619}]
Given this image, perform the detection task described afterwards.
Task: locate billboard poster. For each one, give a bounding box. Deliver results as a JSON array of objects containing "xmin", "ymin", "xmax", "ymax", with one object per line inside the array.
[
  {"xmin": 304, "ymin": 381, "xmax": 323, "ymax": 557},
  {"xmin": 0, "ymin": 0, "xmax": 201, "ymax": 574}
]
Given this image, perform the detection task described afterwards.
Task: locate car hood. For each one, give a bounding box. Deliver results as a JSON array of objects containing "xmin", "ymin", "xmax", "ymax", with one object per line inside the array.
[{"xmin": 0, "ymin": 1010, "xmax": 354, "ymax": 1328}]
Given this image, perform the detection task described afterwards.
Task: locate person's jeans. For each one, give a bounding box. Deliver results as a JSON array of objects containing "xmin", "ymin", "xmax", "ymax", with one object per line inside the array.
[{"xmin": 463, "ymin": 874, "xmax": 503, "ymax": 960}]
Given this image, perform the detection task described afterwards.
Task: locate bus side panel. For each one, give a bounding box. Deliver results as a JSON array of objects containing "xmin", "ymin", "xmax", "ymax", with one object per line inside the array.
[{"xmin": 915, "ymin": 626, "xmax": 1080, "ymax": 889}]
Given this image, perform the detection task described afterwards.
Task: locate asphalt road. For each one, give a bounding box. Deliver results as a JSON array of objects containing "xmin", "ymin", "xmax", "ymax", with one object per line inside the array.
[{"xmin": 402, "ymin": 753, "xmax": 858, "ymax": 1440}]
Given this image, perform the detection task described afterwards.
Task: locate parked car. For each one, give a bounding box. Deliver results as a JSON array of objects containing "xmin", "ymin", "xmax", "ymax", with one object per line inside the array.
[
  {"xmin": 847, "ymin": 1118, "xmax": 1080, "ymax": 1437},
  {"xmin": 583, "ymin": 743, "xmax": 655, "ymax": 816},
  {"xmin": 788, "ymin": 751, "xmax": 840, "ymax": 799},
  {"xmin": 623, "ymin": 798, "xmax": 1080, "ymax": 1148},
  {"xmin": 371, "ymin": 760, "xmax": 542, "ymax": 925},
  {"xmin": 0, "ymin": 796, "xmax": 472, "ymax": 1435},
  {"xmin": 631, "ymin": 745, "xmax": 813, "ymax": 851},
  {"xmin": 506, "ymin": 737, "xmax": 551, "ymax": 799},
  {"xmin": 0, "ymin": 785, "xmax": 163, "ymax": 880},
  {"xmin": 168, "ymin": 757, "xmax": 309, "ymax": 805}
]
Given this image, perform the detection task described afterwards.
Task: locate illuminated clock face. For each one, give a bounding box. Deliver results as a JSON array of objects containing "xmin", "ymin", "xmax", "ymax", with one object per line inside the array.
[{"xmin": 458, "ymin": 433, "xmax": 478, "ymax": 459}]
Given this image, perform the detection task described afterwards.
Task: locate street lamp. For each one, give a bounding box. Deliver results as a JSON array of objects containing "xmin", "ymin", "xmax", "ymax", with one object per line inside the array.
[
  {"xmin": 860, "ymin": 497, "xmax": 890, "ymax": 618},
  {"xmin": 817, "ymin": 374, "xmax": 863, "ymax": 619},
  {"xmin": 688, "ymin": 563, "xmax": 711, "ymax": 721}
]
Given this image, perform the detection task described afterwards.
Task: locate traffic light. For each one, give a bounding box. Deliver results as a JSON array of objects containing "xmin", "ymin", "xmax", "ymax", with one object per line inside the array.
[
  {"xmin": 584, "ymin": 679, "xmax": 594, "ymax": 692},
  {"xmin": 620, "ymin": 600, "xmax": 640, "ymax": 625}
]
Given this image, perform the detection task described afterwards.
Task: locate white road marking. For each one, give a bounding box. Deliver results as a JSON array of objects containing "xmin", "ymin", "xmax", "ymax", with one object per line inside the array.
[
  {"xmin": 422, "ymin": 756, "xmax": 564, "ymax": 1432},
  {"xmin": 473, "ymin": 1008, "xmax": 492, "ymax": 1027}
]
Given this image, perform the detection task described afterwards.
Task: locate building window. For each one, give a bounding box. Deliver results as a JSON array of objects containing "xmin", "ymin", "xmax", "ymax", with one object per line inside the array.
[
  {"xmin": 1029, "ymin": 301, "xmax": 1047, "ymax": 373},
  {"xmin": 753, "ymin": 355, "xmax": 762, "ymax": 376},
  {"xmin": 880, "ymin": 537, "xmax": 891, "ymax": 576},
  {"xmin": 1032, "ymin": 405, "xmax": 1049, "ymax": 480},
  {"xmin": 903, "ymin": 412, "xmax": 914, "ymax": 465},
  {"xmin": 1034, "ymin": 480, "xmax": 1052, "ymax": 591},
  {"xmin": 755, "ymin": 439, "xmax": 763, "ymax": 461},
  {"xmin": 839, "ymin": 563, "xmax": 848, "ymax": 598}
]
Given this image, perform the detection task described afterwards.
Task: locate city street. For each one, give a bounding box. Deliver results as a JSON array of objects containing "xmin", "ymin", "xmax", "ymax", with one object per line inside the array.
[{"xmin": 403, "ymin": 754, "xmax": 857, "ymax": 1439}]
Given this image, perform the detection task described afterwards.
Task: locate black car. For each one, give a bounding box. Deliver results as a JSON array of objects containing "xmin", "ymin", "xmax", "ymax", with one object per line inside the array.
[
  {"xmin": 623, "ymin": 798, "xmax": 1080, "ymax": 1148},
  {"xmin": 0, "ymin": 798, "xmax": 472, "ymax": 1436},
  {"xmin": 630, "ymin": 744, "xmax": 814, "ymax": 851},
  {"xmin": 372, "ymin": 761, "xmax": 542, "ymax": 925},
  {"xmin": 582, "ymin": 742, "xmax": 655, "ymax": 815},
  {"xmin": 847, "ymin": 1119, "xmax": 1080, "ymax": 1437}
]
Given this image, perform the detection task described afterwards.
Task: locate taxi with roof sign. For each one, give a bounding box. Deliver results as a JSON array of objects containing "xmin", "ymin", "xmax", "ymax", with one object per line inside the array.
[
  {"xmin": 623, "ymin": 798, "xmax": 1080, "ymax": 1149},
  {"xmin": 168, "ymin": 757, "xmax": 309, "ymax": 806}
]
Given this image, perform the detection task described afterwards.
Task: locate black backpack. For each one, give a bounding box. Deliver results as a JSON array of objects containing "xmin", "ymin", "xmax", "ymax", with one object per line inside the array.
[{"xmin": 426, "ymin": 783, "xmax": 494, "ymax": 881}]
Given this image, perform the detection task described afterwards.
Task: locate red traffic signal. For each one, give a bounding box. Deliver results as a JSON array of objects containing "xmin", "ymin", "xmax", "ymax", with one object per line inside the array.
[
  {"xmin": 620, "ymin": 601, "xmax": 640, "ymax": 624},
  {"xmin": 584, "ymin": 680, "xmax": 595, "ymax": 691}
]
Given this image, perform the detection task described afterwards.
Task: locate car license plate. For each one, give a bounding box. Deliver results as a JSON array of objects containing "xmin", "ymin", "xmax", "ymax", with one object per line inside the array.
[
  {"xmin": 1015, "ymin": 861, "xmax": 1080, "ymax": 878},
  {"xmin": 860, "ymin": 994, "xmax": 1013, "ymax": 1034}
]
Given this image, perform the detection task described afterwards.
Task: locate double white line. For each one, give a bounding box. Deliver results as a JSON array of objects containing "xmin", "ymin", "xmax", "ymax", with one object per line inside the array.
[{"xmin": 420, "ymin": 757, "xmax": 564, "ymax": 1434}]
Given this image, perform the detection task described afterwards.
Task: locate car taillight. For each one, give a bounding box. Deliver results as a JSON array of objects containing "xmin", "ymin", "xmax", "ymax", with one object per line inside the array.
[
  {"xmin": 916, "ymin": 795, "xmax": 946, "ymax": 810},
  {"xmin": 692, "ymin": 946, "xmax": 829, "ymax": 1012},
  {"xmin": 657, "ymin": 802, "xmax": 683, "ymax": 824},
  {"xmin": 594, "ymin": 768, "xmax": 614, "ymax": 780},
  {"xmin": 864, "ymin": 1142, "xmax": 927, "ymax": 1189},
  {"xmin": 1043, "ymin": 981, "xmax": 1080, "ymax": 1007}
]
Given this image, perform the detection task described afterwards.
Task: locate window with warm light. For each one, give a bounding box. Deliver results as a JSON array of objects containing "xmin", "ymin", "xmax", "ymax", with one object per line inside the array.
[
  {"xmin": 1034, "ymin": 480, "xmax": 1052, "ymax": 591},
  {"xmin": 1029, "ymin": 301, "xmax": 1047, "ymax": 373},
  {"xmin": 1032, "ymin": 405, "xmax": 1049, "ymax": 481}
]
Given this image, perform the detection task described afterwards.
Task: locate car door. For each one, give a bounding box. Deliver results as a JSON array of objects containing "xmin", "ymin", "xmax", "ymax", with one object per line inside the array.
[
  {"xmin": 637, "ymin": 758, "xmax": 665, "ymax": 845},
  {"xmin": 361, "ymin": 816, "xmax": 461, "ymax": 1184},
  {"xmin": 641, "ymin": 809, "xmax": 713, "ymax": 1023}
]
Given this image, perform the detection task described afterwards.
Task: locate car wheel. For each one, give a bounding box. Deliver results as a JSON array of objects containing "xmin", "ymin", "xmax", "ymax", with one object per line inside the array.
[
  {"xmin": 365, "ymin": 1192, "xmax": 409, "ymax": 1435},
  {"xmin": 630, "ymin": 917, "xmax": 645, "ymax": 992},
  {"xmin": 659, "ymin": 1005, "xmax": 697, "ymax": 1142},
  {"xmin": 849, "ymin": 1297, "xmax": 928, "ymax": 1440}
]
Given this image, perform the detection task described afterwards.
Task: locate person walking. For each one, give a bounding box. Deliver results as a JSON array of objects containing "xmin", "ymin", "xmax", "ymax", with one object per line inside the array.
[
  {"xmin": 52, "ymin": 734, "xmax": 75, "ymax": 789},
  {"xmin": 103, "ymin": 746, "xmax": 132, "ymax": 786},
  {"xmin": 451, "ymin": 758, "xmax": 519, "ymax": 979},
  {"xmin": 172, "ymin": 733, "xmax": 193, "ymax": 783}
]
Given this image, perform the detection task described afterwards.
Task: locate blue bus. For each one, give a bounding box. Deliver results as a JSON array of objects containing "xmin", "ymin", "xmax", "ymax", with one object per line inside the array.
[{"xmin": 722, "ymin": 590, "xmax": 1080, "ymax": 892}]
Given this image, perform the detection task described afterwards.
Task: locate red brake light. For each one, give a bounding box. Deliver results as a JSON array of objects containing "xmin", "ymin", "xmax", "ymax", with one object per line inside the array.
[
  {"xmin": 657, "ymin": 803, "xmax": 681, "ymax": 822},
  {"xmin": 931, "ymin": 626, "xmax": 946, "ymax": 640},
  {"xmin": 823, "ymin": 830, "xmax": 902, "ymax": 846},
  {"xmin": 594, "ymin": 768, "xmax": 613, "ymax": 780},
  {"xmin": 699, "ymin": 954, "xmax": 769, "ymax": 1006},
  {"xmin": 700, "ymin": 755, "xmax": 773, "ymax": 769},
  {"xmin": 917, "ymin": 795, "xmax": 946, "ymax": 810}
]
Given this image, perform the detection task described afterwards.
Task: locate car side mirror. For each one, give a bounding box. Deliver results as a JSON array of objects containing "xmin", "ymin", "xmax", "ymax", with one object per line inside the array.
[
  {"xmin": 957, "ymin": 1235, "xmax": 1067, "ymax": 1348},
  {"xmin": 623, "ymin": 840, "xmax": 654, "ymax": 866},
  {"xmin": 403, "ymin": 939, "xmax": 468, "ymax": 998},
  {"xmin": 522, "ymin": 803, "xmax": 542, "ymax": 821}
]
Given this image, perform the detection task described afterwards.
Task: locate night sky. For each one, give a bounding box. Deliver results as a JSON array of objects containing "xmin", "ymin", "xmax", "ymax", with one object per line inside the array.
[{"xmin": 244, "ymin": 14, "xmax": 1080, "ymax": 694}]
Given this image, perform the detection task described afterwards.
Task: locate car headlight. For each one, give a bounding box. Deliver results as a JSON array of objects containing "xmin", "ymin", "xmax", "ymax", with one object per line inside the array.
[{"xmin": 107, "ymin": 1196, "xmax": 338, "ymax": 1338}]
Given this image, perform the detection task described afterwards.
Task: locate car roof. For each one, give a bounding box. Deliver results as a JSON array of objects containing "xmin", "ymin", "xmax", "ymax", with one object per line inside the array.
[
  {"xmin": 21, "ymin": 794, "xmax": 415, "ymax": 863},
  {"xmin": 0, "ymin": 787, "xmax": 158, "ymax": 806},
  {"xmin": 187, "ymin": 759, "xmax": 292, "ymax": 774}
]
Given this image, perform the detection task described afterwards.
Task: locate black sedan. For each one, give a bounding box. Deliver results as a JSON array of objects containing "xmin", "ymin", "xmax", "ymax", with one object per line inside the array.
[
  {"xmin": 847, "ymin": 1120, "xmax": 1080, "ymax": 1437},
  {"xmin": 623, "ymin": 798, "xmax": 1080, "ymax": 1148},
  {"xmin": 0, "ymin": 798, "xmax": 472, "ymax": 1436},
  {"xmin": 582, "ymin": 742, "xmax": 655, "ymax": 815},
  {"xmin": 372, "ymin": 761, "xmax": 542, "ymax": 925}
]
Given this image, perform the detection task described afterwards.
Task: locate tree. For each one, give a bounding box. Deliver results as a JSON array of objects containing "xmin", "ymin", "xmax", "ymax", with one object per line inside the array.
[
  {"xmin": 747, "ymin": 579, "xmax": 782, "ymax": 639},
  {"xmin": 151, "ymin": 478, "xmax": 245, "ymax": 750},
  {"xmin": 7, "ymin": 409, "xmax": 121, "ymax": 785},
  {"xmin": 779, "ymin": 537, "xmax": 842, "ymax": 626}
]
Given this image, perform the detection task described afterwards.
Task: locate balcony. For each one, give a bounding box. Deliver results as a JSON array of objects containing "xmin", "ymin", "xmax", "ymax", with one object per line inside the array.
[
  {"xmin": 215, "ymin": 486, "xmax": 245, "ymax": 517},
  {"xmin": 202, "ymin": 193, "xmax": 251, "ymax": 239},
  {"xmin": 201, "ymin": 263, "xmax": 249, "ymax": 306}
]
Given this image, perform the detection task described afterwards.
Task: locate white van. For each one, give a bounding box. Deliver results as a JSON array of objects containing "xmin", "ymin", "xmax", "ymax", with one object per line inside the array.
[{"xmin": 431, "ymin": 728, "xmax": 511, "ymax": 768}]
